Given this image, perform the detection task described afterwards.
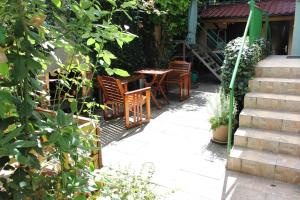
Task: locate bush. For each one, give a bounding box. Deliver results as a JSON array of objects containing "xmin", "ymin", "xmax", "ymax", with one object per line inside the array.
[
  {"xmin": 90, "ymin": 166, "xmax": 160, "ymax": 200},
  {"xmin": 221, "ymin": 37, "xmax": 269, "ymax": 112}
]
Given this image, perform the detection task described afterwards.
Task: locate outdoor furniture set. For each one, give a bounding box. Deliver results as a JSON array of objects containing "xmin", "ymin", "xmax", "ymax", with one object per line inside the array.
[{"xmin": 97, "ymin": 60, "xmax": 192, "ymax": 129}]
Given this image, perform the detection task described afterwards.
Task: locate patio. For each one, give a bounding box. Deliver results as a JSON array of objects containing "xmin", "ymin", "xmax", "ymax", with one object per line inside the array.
[{"xmin": 100, "ymin": 77, "xmax": 300, "ymax": 200}]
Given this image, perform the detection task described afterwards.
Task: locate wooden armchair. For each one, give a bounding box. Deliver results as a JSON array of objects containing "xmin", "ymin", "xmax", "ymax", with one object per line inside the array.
[
  {"xmin": 96, "ymin": 76, "xmax": 151, "ymax": 129},
  {"xmin": 163, "ymin": 61, "xmax": 191, "ymax": 101}
]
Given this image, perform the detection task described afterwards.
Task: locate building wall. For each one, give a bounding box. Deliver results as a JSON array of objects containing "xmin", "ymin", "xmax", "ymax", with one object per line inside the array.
[{"xmin": 200, "ymin": 19, "xmax": 293, "ymax": 55}]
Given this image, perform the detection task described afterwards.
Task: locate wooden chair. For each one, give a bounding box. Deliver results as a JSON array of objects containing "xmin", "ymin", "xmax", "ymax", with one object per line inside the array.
[
  {"xmin": 163, "ymin": 61, "xmax": 191, "ymax": 101},
  {"xmin": 96, "ymin": 76, "xmax": 151, "ymax": 129}
]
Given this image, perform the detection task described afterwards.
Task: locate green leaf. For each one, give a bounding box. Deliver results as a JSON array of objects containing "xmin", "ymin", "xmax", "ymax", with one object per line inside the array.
[
  {"xmin": 74, "ymin": 196, "xmax": 87, "ymax": 200},
  {"xmin": 94, "ymin": 43, "xmax": 102, "ymax": 53},
  {"xmin": 80, "ymin": 0, "xmax": 91, "ymax": 9},
  {"xmin": 116, "ymin": 39, "xmax": 123, "ymax": 48},
  {"xmin": 105, "ymin": 68, "xmax": 114, "ymax": 76},
  {"xmin": 119, "ymin": 32, "xmax": 136, "ymax": 43},
  {"xmin": 19, "ymin": 101, "xmax": 34, "ymax": 118},
  {"xmin": 121, "ymin": 1, "xmax": 137, "ymax": 9},
  {"xmin": 13, "ymin": 140, "xmax": 37, "ymax": 148},
  {"xmin": 0, "ymin": 26, "xmax": 6, "ymax": 44},
  {"xmin": 0, "ymin": 127, "xmax": 23, "ymax": 146},
  {"xmin": 69, "ymin": 99, "xmax": 78, "ymax": 114},
  {"xmin": 0, "ymin": 63, "xmax": 9, "ymax": 78},
  {"xmin": 113, "ymin": 68, "xmax": 129, "ymax": 77},
  {"xmin": 100, "ymin": 50, "xmax": 116, "ymax": 65},
  {"xmin": 14, "ymin": 19, "xmax": 24, "ymax": 38},
  {"xmin": 87, "ymin": 38, "xmax": 95, "ymax": 46},
  {"xmin": 57, "ymin": 109, "xmax": 66, "ymax": 127},
  {"xmin": 51, "ymin": 0, "xmax": 61, "ymax": 8},
  {"xmin": 57, "ymin": 136, "xmax": 69, "ymax": 151},
  {"xmin": 106, "ymin": 0, "xmax": 116, "ymax": 7},
  {"xmin": 26, "ymin": 58, "xmax": 42, "ymax": 73},
  {"xmin": 0, "ymin": 117, "xmax": 17, "ymax": 132},
  {"xmin": 103, "ymin": 55, "xmax": 111, "ymax": 65},
  {"xmin": 29, "ymin": 77, "xmax": 43, "ymax": 91},
  {"xmin": 49, "ymin": 131, "xmax": 60, "ymax": 143},
  {"xmin": 10, "ymin": 55, "xmax": 27, "ymax": 81}
]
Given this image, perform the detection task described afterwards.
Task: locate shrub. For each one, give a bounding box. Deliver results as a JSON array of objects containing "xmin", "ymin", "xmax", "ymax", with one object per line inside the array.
[
  {"xmin": 221, "ymin": 37, "xmax": 269, "ymax": 112},
  {"xmin": 90, "ymin": 165, "xmax": 160, "ymax": 200}
]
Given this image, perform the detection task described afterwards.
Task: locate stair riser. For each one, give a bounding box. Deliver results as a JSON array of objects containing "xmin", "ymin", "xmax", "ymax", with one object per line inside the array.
[
  {"xmin": 227, "ymin": 157, "xmax": 300, "ymax": 184},
  {"xmin": 249, "ymin": 80, "xmax": 300, "ymax": 95},
  {"xmin": 244, "ymin": 96, "xmax": 300, "ymax": 112},
  {"xmin": 240, "ymin": 115, "xmax": 300, "ymax": 133},
  {"xmin": 256, "ymin": 67, "xmax": 300, "ymax": 79},
  {"xmin": 234, "ymin": 135, "xmax": 300, "ymax": 156}
]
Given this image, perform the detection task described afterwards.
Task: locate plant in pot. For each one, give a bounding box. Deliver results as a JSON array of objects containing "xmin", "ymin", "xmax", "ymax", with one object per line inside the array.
[{"xmin": 207, "ymin": 88, "xmax": 236, "ymax": 144}]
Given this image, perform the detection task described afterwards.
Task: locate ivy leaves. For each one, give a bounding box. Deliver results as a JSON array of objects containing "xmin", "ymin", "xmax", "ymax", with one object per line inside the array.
[
  {"xmin": 221, "ymin": 37, "xmax": 269, "ymax": 111},
  {"xmin": 51, "ymin": 0, "xmax": 61, "ymax": 8}
]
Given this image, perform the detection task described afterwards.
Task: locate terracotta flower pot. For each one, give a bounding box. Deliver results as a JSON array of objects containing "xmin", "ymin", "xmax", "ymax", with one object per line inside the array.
[{"xmin": 212, "ymin": 125, "xmax": 228, "ymax": 144}]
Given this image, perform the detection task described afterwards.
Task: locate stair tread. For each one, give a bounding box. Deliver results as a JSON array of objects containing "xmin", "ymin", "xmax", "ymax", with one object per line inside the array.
[
  {"xmin": 252, "ymin": 77, "xmax": 300, "ymax": 83},
  {"xmin": 236, "ymin": 127, "xmax": 300, "ymax": 145},
  {"xmin": 246, "ymin": 92, "xmax": 300, "ymax": 102},
  {"xmin": 241, "ymin": 108, "xmax": 300, "ymax": 121},
  {"xmin": 230, "ymin": 146, "xmax": 300, "ymax": 170},
  {"xmin": 256, "ymin": 56, "xmax": 300, "ymax": 68}
]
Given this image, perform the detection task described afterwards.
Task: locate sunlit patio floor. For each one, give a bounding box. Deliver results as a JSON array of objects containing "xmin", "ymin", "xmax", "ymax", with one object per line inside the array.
[{"xmin": 100, "ymin": 78, "xmax": 300, "ymax": 200}]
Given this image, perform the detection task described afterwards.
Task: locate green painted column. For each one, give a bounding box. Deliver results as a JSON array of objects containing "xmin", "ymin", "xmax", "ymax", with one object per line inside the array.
[
  {"xmin": 291, "ymin": 0, "xmax": 300, "ymax": 56},
  {"xmin": 186, "ymin": 0, "xmax": 198, "ymax": 44}
]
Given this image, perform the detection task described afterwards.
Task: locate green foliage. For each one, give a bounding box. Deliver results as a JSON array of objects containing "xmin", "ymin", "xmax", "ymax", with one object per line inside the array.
[
  {"xmin": 221, "ymin": 37, "xmax": 269, "ymax": 110},
  {"xmin": 90, "ymin": 166, "xmax": 159, "ymax": 200},
  {"xmin": 0, "ymin": 0, "xmax": 139, "ymax": 199},
  {"xmin": 207, "ymin": 88, "xmax": 235, "ymax": 130}
]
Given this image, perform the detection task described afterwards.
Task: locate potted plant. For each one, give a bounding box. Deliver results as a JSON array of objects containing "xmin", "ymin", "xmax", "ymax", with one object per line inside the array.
[{"xmin": 207, "ymin": 88, "xmax": 235, "ymax": 144}]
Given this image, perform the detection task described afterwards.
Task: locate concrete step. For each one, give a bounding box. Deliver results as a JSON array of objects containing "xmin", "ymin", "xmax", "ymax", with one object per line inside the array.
[
  {"xmin": 255, "ymin": 56, "xmax": 300, "ymax": 78},
  {"xmin": 255, "ymin": 66, "xmax": 300, "ymax": 79},
  {"xmin": 234, "ymin": 128, "xmax": 300, "ymax": 156},
  {"xmin": 244, "ymin": 92, "xmax": 300, "ymax": 112},
  {"xmin": 239, "ymin": 108, "xmax": 300, "ymax": 133},
  {"xmin": 227, "ymin": 146, "xmax": 300, "ymax": 184},
  {"xmin": 249, "ymin": 77, "xmax": 300, "ymax": 95}
]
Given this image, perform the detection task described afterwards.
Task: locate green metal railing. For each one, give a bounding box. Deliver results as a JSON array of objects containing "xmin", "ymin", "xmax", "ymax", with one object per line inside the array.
[{"xmin": 227, "ymin": 0, "xmax": 271, "ymax": 154}]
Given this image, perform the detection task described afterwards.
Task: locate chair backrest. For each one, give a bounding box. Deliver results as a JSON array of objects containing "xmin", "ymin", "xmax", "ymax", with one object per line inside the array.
[
  {"xmin": 169, "ymin": 61, "xmax": 191, "ymax": 73},
  {"xmin": 96, "ymin": 76, "xmax": 125, "ymax": 104}
]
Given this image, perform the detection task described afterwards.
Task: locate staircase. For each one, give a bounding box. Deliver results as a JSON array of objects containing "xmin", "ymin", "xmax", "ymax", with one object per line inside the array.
[
  {"xmin": 183, "ymin": 42, "xmax": 222, "ymax": 81},
  {"xmin": 227, "ymin": 56, "xmax": 300, "ymax": 184}
]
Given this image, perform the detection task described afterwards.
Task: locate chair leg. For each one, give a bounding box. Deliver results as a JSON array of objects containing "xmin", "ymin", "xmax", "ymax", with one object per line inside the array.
[
  {"xmin": 103, "ymin": 103, "xmax": 109, "ymax": 120},
  {"xmin": 146, "ymin": 91, "xmax": 151, "ymax": 122},
  {"xmin": 124, "ymin": 97, "xmax": 130, "ymax": 129},
  {"xmin": 179, "ymin": 81, "xmax": 183, "ymax": 101}
]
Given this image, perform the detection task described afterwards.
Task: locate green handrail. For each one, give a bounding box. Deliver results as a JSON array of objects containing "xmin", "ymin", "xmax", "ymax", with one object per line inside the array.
[
  {"xmin": 227, "ymin": 0, "xmax": 271, "ymax": 154},
  {"xmin": 227, "ymin": 10, "xmax": 253, "ymax": 153}
]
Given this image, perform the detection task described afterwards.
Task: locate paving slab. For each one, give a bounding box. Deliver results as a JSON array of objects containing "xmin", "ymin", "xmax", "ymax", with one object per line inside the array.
[{"xmin": 101, "ymin": 79, "xmax": 300, "ymax": 200}]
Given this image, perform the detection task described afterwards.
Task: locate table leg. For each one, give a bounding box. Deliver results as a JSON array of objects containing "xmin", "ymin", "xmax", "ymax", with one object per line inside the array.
[
  {"xmin": 157, "ymin": 73, "xmax": 170, "ymax": 104},
  {"xmin": 144, "ymin": 75, "xmax": 161, "ymax": 109}
]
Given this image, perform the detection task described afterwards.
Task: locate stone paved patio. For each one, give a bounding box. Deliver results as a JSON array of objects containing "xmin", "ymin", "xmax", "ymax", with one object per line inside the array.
[{"xmin": 100, "ymin": 79, "xmax": 300, "ymax": 200}]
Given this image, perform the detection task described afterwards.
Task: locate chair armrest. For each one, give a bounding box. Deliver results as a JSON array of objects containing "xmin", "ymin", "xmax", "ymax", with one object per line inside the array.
[{"xmin": 124, "ymin": 87, "xmax": 151, "ymax": 96}]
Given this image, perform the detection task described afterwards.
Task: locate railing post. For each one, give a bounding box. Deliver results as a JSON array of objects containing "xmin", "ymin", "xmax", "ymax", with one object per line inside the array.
[
  {"xmin": 249, "ymin": 0, "xmax": 262, "ymax": 45},
  {"xmin": 227, "ymin": 89, "xmax": 234, "ymax": 154}
]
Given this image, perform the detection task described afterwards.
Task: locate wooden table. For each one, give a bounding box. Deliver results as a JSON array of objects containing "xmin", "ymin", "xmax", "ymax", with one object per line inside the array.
[
  {"xmin": 118, "ymin": 74, "xmax": 143, "ymax": 92},
  {"xmin": 135, "ymin": 69, "xmax": 172, "ymax": 109}
]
